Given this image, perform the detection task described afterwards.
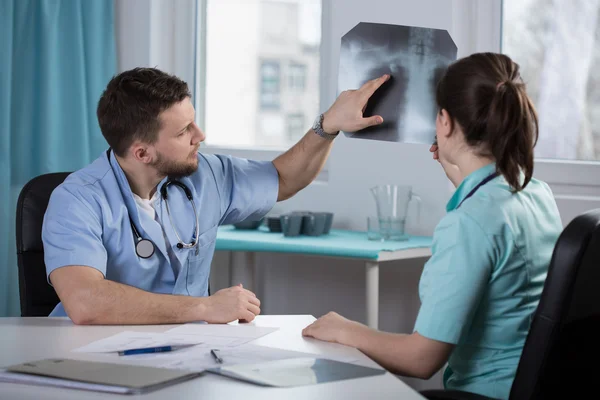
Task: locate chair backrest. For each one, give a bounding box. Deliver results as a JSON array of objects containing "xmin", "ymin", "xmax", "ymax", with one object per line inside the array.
[
  {"xmin": 16, "ymin": 172, "xmax": 70, "ymax": 316},
  {"xmin": 510, "ymin": 208, "xmax": 600, "ymax": 399}
]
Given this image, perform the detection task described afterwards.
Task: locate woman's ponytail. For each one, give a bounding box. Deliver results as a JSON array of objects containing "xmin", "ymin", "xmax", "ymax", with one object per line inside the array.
[{"xmin": 486, "ymin": 81, "xmax": 538, "ymax": 191}]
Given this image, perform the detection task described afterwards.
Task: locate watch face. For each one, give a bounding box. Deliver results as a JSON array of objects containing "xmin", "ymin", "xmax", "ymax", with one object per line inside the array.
[{"xmin": 312, "ymin": 115, "xmax": 321, "ymax": 130}]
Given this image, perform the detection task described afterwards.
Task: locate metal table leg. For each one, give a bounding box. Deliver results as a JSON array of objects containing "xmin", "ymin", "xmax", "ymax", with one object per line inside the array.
[
  {"xmin": 229, "ymin": 251, "xmax": 256, "ymax": 292},
  {"xmin": 245, "ymin": 251, "xmax": 256, "ymax": 291},
  {"xmin": 366, "ymin": 261, "xmax": 379, "ymax": 329}
]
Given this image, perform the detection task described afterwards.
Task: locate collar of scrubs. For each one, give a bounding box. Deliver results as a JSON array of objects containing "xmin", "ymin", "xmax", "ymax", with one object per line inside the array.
[
  {"xmin": 106, "ymin": 150, "xmax": 172, "ymax": 260},
  {"xmin": 446, "ymin": 162, "xmax": 497, "ymax": 212}
]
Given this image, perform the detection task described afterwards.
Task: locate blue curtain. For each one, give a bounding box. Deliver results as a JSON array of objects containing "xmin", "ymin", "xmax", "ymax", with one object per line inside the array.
[{"xmin": 0, "ymin": 0, "xmax": 117, "ymax": 316}]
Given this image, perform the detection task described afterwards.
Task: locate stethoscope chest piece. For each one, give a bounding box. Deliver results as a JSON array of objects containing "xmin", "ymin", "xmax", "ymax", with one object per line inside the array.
[{"xmin": 135, "ymin": 238, "xmax": 156, "ymax": 259}]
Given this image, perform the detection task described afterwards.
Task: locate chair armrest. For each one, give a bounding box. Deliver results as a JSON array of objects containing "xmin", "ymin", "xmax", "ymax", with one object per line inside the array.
[{"xmin": 419, "ymin": 389, "xmax": 498, "ymax": 400}]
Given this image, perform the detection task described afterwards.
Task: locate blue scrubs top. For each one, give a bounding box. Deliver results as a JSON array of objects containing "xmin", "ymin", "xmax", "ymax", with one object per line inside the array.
[
  {"xmin": 413, "ymin": 163, "xmax": 562, "ymax": 399},
  {"xmin": 42, "ymin": 150, "xmax": 279, "ymax": 317}
]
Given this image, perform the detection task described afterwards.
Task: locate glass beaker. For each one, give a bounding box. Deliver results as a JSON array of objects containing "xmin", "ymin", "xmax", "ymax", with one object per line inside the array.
[
  {"xmin": 367, "ymin": 216, "xmax": 382, "ymax": 241},
  {"xmin": 370, "ymin": 185, "xmax": 422, "ymax": 241}
]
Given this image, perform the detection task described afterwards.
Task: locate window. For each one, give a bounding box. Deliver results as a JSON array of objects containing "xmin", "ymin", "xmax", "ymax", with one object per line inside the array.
[
  {"xmin": 288, "ymin": 63, "xmax": 307, "ymax": 91},
  {"xmin": 198, "ymin": 0, "xmax": 321, "ymax": 150},
  {"xmin": 502, "ymin": 0, "xmax": 600, "ymax": 161},
  {"xmin": 260, "ymin": 60, "xmax": 281, "ymax": 110},
  {"xmin": 286, "ymin": 113, "xmax": 305, "ymax": 142}
]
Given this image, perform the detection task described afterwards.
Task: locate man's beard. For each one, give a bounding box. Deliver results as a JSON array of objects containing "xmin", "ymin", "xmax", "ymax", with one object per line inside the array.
[{"xmin": 152, "ymin": 150, "xmax": 198, "ymax": 179}]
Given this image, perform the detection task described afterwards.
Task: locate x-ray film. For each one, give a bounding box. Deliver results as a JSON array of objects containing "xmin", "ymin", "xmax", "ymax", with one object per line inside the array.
[{"xmin": 338, "ymin": 22, "xmax": 457, "ymax": 144}]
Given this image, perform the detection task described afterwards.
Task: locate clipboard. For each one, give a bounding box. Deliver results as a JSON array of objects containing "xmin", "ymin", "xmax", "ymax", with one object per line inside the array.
[
  {"xmin": 0, "ymin": 358, "xmax": 203, "ymax": 395},
  {"xmin": 206, "ymin": 357, "xmax": 386, "ymax": 387}
]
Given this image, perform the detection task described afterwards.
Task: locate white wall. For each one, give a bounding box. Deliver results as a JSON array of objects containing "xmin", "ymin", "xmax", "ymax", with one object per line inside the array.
[{"xmin": 113, "ymin": 0, "xmax": 600, "ymax": 392}]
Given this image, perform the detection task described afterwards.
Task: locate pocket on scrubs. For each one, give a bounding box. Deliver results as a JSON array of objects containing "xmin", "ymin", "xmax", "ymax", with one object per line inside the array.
[{"xmin": 185, "ymin": 225, "xmax": 218, "ymax": 296}]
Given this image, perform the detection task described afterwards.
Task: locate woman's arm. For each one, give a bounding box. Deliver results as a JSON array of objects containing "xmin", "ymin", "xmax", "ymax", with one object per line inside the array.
[{"xmin": 302, "ymin": 312, "xmax": 454, "ymax": 379}]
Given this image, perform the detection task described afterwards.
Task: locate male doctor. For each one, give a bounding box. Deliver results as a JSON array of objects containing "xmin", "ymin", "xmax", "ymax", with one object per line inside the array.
[{"xmin": 42, "ymin": 67, "xmax": 388, "ymax": 325}]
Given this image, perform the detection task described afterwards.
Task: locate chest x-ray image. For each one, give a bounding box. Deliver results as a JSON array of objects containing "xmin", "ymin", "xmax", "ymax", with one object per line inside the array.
[{"xmin": 338, "ymin": 22, "xmax": 457, "ymax": 144}]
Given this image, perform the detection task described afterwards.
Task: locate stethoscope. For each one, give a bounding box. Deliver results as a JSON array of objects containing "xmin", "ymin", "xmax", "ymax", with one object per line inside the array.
[
  {"xmin": 106, "ymin": 150, "xmax": 200, "ymax": 259},
  {"xmin": 457, "ymin": 172, "xmax": 499, "ymax": 209}
]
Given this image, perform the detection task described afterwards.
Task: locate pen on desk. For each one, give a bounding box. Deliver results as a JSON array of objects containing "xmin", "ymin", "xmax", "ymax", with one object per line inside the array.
[
  {"xmin": 118, "ymin": 345, "xmax": 191, "ymax": 356},
  {"xmin": 210, "ymin": 349, "xmax": 224, "ymax": 364}
]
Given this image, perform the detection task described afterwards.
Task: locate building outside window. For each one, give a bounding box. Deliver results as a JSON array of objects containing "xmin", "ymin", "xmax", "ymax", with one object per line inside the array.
[
  {"xmin": 502, "ymin": 0, "xmax": 600, "ymax": 161},
  {"xmin": 199, "ymin": 0, "xmax": 321, "ymax": 149}
]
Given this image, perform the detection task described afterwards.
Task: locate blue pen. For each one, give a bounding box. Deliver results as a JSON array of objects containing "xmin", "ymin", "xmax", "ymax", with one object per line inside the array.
[{"xmin": 118, "ymin": 345, "xmax": 191, "ymax": 356}]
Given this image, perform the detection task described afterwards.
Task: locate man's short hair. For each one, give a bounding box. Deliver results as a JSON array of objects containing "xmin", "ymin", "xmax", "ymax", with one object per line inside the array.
[{"xmin": 96, "ymin": 67, "xmax": 191, "ymax": 156}]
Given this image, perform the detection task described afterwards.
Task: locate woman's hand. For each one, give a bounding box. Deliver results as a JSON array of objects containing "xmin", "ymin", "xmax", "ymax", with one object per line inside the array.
[
  {"xmin": 302, "ymin": 312, "xmax": 366, "ymax": 347},
  {"xmin": 430, "ymin": 144, "xmax": 462, "ymax": 187}
]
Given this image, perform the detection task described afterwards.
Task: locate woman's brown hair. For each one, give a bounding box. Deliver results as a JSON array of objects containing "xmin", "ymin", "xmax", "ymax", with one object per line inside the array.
[{"xmin": 436, "ymin": 52, "xmax": 539, "ymax": 192}]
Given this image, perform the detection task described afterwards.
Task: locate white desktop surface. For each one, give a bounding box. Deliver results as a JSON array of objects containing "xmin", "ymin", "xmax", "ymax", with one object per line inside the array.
[{"xmin": 0, "ymin": 315, "xmax": 425, "ymax": 399}]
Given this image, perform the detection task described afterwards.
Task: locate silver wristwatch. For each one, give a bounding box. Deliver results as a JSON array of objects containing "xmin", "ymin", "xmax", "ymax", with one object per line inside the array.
[{"xmin": 312, "ymin": 114, "xmax": 339, "ymax": 140}]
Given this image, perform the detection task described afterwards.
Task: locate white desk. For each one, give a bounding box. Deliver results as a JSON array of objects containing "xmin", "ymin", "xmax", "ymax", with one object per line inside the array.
[
  {"xmin": 0, "ymin": 315, "xmax": 425, "ymax": 400},
  {"xmin": 216, "ymin": 226, "xmax": 433, "ymax": 329}
]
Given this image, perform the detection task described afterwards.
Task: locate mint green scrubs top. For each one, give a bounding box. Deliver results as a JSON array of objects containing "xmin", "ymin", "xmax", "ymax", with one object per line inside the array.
[{"xmin": 413, "ymin": 163, "xmax": 562, "ymax": 399}]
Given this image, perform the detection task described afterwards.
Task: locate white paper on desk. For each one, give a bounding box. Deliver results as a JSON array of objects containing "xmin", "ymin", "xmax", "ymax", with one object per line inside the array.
[
  {"xmin": 72, "ymin": 331, "xmax": 205, "ymax": 353},
  {"xmin": 165, "ymin": 323, "xmax": 278, "ymax": 347},
  {"xmin": 120, "ymin": 343, "xmax": 365, "ymax": 373}
]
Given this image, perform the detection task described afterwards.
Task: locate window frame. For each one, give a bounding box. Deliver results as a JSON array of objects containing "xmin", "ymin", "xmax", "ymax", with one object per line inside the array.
[{"xmin": 193, "ymin": 0, "xmax": 331, "ymax": 171}]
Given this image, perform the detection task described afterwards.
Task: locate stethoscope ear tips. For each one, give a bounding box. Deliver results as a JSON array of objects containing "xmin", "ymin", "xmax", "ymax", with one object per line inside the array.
[{"xmin": 176, "ymin": 243, "xmax": 184, "ymax": 249}]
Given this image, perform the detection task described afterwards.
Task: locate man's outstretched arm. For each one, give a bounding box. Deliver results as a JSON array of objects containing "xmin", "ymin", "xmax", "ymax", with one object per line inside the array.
[{"xmin": 273, "ymin": 74, "xmax": 389, "ymax": 201}]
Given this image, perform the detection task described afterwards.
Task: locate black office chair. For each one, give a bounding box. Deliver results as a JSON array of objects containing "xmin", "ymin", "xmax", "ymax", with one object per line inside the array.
[
  {"xmin": 16, "ymin": 171, "xmax": 213, "ymax": 317},
  {"xmin": 420, "ymin": 208, "xmax": 600, "ymax": 400},
  {"xmin": 16, "ymin": 172, "xmax": 70, "ymax": 316}
]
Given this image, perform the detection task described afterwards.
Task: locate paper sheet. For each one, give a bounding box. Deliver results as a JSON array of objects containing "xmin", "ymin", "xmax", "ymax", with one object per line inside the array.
[
  {"xmin": 72, "ymin": 331, "xmax": 206, "ymax": 353},
  {"xmin": 71, "ymin": 324, "xmax": 367, "ymax": 374},
  {"xmin": 116, "ymin": 343, "xmax": 364, "ymax": 372},
  {"xmin": 165, "ymin": 323, "xmax": 278, "ymax": 341},
  {"xmin": 73, "ymin": 324, "xmax": 277, "ymax": 354},
  {"xmin": 128, "ymin": 344, "xmax": 314, "ymax": 371}
]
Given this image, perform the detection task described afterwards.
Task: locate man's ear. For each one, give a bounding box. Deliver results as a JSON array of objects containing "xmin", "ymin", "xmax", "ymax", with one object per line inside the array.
[
  {"xmin": 438, "ymin": 109, "xmax": 454, "ymax": 139},
  {"xmin": 130, "ymin": 141, "xmax": 154, "ymax": 165}
]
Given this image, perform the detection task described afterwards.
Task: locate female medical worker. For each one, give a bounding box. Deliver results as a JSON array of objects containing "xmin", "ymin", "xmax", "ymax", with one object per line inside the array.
[{"xmin": 302, "ymin": 52, "xmax": 563, "ymax": 399}]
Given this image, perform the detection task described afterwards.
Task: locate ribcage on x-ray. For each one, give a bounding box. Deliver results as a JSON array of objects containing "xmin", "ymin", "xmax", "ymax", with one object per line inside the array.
[{"xmin": 338, "ymin": 22, "xmax": 457, "ymax": 144}]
